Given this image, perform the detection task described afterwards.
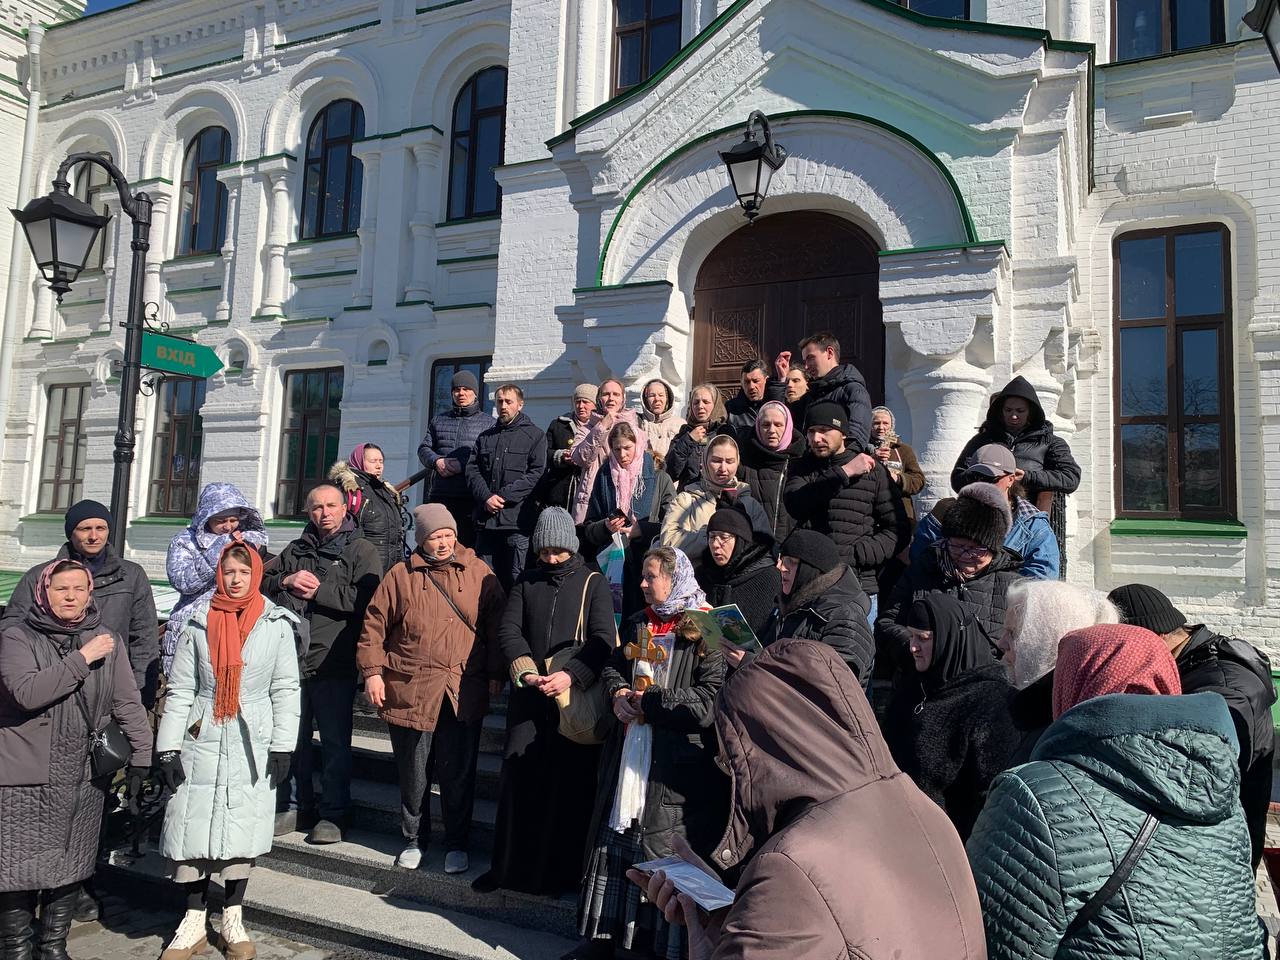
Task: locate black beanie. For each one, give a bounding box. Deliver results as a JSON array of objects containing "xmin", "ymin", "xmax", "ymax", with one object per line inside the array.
[
  {"xmin": 64, "ymin": 499, "xmax": 112, "ymax": 539},
  {"xmin": 1107, "ymin": 583, "xmax": 1187, "ymax": 635},
  {"xmin": 780, "ymin": 528, "xmax": 842, "ymax": 579},
  {"xmin": 940, "ymin": 483, "xmax": 1011, "ymax": 553},
  {"xmin": 708, "ymin": 502, "xmax": 754, "ymax": 544}
]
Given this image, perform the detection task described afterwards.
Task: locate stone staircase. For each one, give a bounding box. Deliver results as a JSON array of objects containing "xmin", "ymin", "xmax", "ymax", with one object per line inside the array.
[{"xmin": 98, "ymin": 696, "xmax": 579, "ymax": 960}]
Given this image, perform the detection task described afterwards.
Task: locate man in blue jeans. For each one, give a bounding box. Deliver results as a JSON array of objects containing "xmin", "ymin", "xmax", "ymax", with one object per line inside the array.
[{"xmin": 264, "ymin": 482, "xmax": 382, "ymax": 844}]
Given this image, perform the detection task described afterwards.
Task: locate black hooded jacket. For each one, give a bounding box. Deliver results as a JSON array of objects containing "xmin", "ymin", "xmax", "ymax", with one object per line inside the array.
[
  {"xmin": 950, "ymin": 376, "xmax": 1081, "ymax": 498},
  {"xmin": 736, "ymin": 428, "xmax": 806, "ymax": 543},
  {"xmin": 725, "ymin": 379, "xmax": 786, "ymax": 431},
  {"xmin": 796, "ymin": 362, "xmax": 874, "ymax": 450},
  {"xmin": 695, "ymin": 539, "xmax": 781, "ymax": 641},
  {"xmin": 762, "ymin": 565, "xmax": 875, "ymax": 688}
]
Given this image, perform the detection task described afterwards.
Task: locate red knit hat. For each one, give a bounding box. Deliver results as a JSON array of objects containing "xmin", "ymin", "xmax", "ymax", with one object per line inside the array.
[{"xmin": 1052, "ymin": 624, "xmax": 1182, "ymax": 720}]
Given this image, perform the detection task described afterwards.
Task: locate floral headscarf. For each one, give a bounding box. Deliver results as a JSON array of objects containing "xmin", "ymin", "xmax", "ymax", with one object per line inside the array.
[
  {"xmin": 650, "ymin": 547, "xmax": 707, "ymax": 619},
  {"xmin": 34, "ymin": 558, "xmax": 94, "ymax": 627}
]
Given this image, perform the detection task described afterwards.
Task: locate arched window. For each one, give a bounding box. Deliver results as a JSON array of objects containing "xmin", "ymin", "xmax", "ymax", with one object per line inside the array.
[
  {"xmin": 300, "ymin": 99, "xmax": 365, "ymax": 240},
  {"xmin": 613, "ymin": 0, "xmax": 682, "ymax": 95},
  {"xmin": 447, "ymin": 67, "xmax": 507, "ymax": 222},
  {"xmin": 177, "ymin": 127, "xmax": 231, "ymax": 255},
  {"xmin": 71, "ymin": 152, "xmax": 112, "ymax": 271}
]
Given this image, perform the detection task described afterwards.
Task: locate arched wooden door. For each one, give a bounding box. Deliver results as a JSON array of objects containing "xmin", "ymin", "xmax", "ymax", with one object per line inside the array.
[{"xmin": 692, "ymin": 211, "xmax": 884, "ymax": 403}]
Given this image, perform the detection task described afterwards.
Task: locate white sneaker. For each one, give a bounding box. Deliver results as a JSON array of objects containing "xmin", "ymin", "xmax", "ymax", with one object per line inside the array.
[
  {"xmin": 395, "ymin": 843, "xmax": 423, "ymax": 869},
  {"xmin": 219, "ymin": 904, "xmax": 255, "ymax": 960},
  {"xmin": 160, "ymin": 908, "xmax": 208, "ymax": 960},
  {"xmin": 444, "ymin": 850, "xmax": 469, "ymax": 875}
]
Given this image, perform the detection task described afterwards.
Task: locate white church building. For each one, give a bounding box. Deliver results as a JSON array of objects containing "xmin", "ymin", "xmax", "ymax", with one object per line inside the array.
[{"xmin": 0, "ymin": 0, "xmax": 1275, "ymax": 643}]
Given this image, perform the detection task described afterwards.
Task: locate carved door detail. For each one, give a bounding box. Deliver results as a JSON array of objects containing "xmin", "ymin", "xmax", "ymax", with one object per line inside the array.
[{"xmin": 692, "ymin": 212, "xmax": 884, "ymax": 401}]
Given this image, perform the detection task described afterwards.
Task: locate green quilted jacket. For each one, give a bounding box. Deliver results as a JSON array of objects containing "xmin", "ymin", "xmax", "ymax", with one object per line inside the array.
[{"xmin": 966, "ymin": 692, "xmax": 1265, "ymax": 959}]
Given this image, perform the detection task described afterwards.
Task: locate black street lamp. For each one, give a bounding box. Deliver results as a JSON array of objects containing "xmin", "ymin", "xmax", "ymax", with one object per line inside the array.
[
  {"xmin": 720, "ymin": 110, "xmax": 788, "ymax": 222},
  {"xmin": 12, "ymin": 153, "xmax": 153, "ymax": 555},
  {"xmin": 1245, "ymin": 0, "xmax": 1280, "ymax": 72}
]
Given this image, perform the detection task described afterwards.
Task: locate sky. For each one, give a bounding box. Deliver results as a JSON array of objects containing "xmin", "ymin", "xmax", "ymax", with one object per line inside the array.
[{"xmin": 84, "ymin": 0, "xmax": 135, "ymax": 13}]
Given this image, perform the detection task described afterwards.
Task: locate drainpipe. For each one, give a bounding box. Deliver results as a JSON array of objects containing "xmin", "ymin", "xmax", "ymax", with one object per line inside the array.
[{"xmin": 0, "ymin": 24, "xmax": 43, "ymax": 466}]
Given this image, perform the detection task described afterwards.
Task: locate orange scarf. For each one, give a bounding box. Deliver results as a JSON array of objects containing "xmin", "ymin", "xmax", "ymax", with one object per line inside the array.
[{"xmin": 208, "ymin": 543, "xmax": 266, "ymax": 723}]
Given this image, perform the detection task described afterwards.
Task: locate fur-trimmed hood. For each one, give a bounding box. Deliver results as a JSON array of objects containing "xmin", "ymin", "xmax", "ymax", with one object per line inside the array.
[{"xmin": 328, "ymin": 459, "xmax": 400, "ymax": 499}]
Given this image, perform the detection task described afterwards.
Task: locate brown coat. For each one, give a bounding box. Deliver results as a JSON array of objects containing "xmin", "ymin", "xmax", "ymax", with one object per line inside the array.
[
  {"xmin": 884, "ymin": 439, "xmax": 925, "ymax": 523},
  {"xmin": 356, "ymin": 546, "xmax": 505, "ymax": 732},
  {"xmin": 711, "ymin": 638, "xmax": 987, "ymax": 960}
]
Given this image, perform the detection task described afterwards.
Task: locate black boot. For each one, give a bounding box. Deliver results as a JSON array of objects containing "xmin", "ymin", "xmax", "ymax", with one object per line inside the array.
[
  {"xmin": 0, "ymin": 891, "xmax": 35, "ymax": 960},
  {"xmin": 35, "ymin": 887, "xmax": 76, "ymax": 960},
  {"xmin": 70, "ymin": 885, "xmax": 96, "ymax": 925}
]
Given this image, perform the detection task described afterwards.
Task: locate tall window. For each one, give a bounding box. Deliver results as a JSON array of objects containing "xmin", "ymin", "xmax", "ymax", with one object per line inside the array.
[
  {"xmin": 149, "ymin": 379, "xmax": 206, "ymax": 516},
  {"xmin": 276, "ymin": 368, "xmax": 344, "ymax": 517},
  {"xmin": 1114, "ymin": 0, "xmax": 1224, "ymax": 61},
  {"xmin": 177, "ymin": 127, "xmax": 231, "ymax": 255},
  {"xmin": 38, "ymin": 384, "xmax": 88, "ymax": 513},
  {"xmin": 71, "ymin": 153, "xmax": 112, "ymax": 271},
  {"xmin": 1114, "ymin": 224, "xmax": 1234, "ymax": 519},
  {"xmin": 897, "ymin": 0, "xmax": 968, "ymax": 18},
  {"xmin": 429, "ymin": 357, "xmax": 491, "ymax": 420},
  {"xmin": 447, "ymin": 68, "xmax": 507, "ymax": 222},
  {"xmin": 300, "ymin": 100, "xmax": 365, "ymax": 240},
  {"xmin": 613, "ymin": 0, "xmax": 682, "ymax": 95}
]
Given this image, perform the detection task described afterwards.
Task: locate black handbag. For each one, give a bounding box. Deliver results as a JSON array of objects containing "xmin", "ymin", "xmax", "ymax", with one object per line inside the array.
[{"xmin": 75, "ymin": 686, "xmax": 131, "ymax": 780}]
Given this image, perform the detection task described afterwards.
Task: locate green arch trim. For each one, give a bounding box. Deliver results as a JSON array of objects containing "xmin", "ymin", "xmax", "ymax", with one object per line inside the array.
[{"xmin": 594, "ymin": 109, "xmax": 979, "ymax": 287}]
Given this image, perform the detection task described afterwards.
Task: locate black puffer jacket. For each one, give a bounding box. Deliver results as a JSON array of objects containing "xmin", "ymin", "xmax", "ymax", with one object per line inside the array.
[
  {"xmin": 466, "ymin": 412, "xmax": 547, "ymax": 532},
  {"xmin": 1007, "ymin": 670, "xmax": 1054, "ymax": 767},
  {"xmin": 783, "ymin": 453, "xmax": 909, "ymax": 595},
  {"xmin": 695, "ymin": 541, "xmax": 781, "ymax": 641},
  {"xmin": 875, "ymin": 545, "xmax": 1024, "ymax": 655},
  {"xmin": 1176, "ymin": 625, "xmax": 1276, "ymax": 869},
  {"xmin": 665, "ymin": 420, "xmax": 730, "ymax": 490},
  {"xmin": 736, "ymin": 429, "xmax": 806, "ymax": 543},
  {"xmin": 418, "ymin": 401, "xmax": 496, "ymax": 500},
  {"xmin": 328, "ymin": 460, "xmax": 405, "ymax": 575},
  {"xmin": 796, "ymin": 362, "xmax": 873, "ymax": 450},
  {"xmin": 950, "ymin": 376, "xmax": 1081, "ymax": 499},
  {"xmin": 762, "ymin": 566, "xmax": 874, "ymax": 687},
  {"xmin": 724, "ymin": 380, "xmax": 785, "ymax": 431}
]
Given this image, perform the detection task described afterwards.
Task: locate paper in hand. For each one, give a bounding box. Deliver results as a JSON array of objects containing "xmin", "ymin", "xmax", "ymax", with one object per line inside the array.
[{"xmin": 632, "ymin": 855, "xmax": 735, "ymax": 912}]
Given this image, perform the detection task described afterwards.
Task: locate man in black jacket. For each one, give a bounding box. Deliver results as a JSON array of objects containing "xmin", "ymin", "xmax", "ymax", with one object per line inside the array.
[
  {"xmin": 466, "ymin": 383, "xmax": 546, "ymax": 591},
  {"xmin": 725, "ymin": 358, "xmax": 787, "ymax": 431},
  {"xmin": 784, "ymin": 402, "xmax": 908, "ymax": 626},
  {"xmin": 418, "ymin": 370, "xmax": 495, "ymax": 547},
  {"xmin": 1108, "ymin": 583, "xmax": 1275, "ymax": 870},
  {"xmin": 265, "ymin": 483, "xmax": 382, "ymax": 844},
  {"xmin": 795, "ymin": 332, "xmax": 874, "ymax": 451}
]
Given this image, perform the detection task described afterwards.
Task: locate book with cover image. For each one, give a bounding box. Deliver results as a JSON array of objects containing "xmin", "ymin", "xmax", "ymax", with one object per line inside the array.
[{"xmin": 680, "ymin": 605, "xmax": 763, "ymax": 654}]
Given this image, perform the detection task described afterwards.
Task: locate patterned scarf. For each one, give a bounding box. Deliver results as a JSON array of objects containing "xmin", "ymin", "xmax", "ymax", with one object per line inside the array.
[
  {"xmin": 208, "ymin": 543, "xmax": 266, "ymax": 723},
  {"xmin": 34, "ymin": 558, "xmax": 94, "ymax": 627},
  {"xmin": 1052, "ymin": 624, "xmax": 1181, "ymax": 720},
  {"xmin": 650, "ymin": 548, "xmax": 707, "ymax": 619}
]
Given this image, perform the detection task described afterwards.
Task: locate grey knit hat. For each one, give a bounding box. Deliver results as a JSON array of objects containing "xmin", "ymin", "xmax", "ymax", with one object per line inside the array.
[{"xmin": 532, "ymin": 507, "xmax": 579, "ymax": 555}]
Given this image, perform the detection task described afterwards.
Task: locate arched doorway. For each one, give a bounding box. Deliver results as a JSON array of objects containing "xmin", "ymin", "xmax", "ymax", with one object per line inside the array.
[{"xmin": 692, "ymin": 211, "xmax": 884, "ymax": 402}]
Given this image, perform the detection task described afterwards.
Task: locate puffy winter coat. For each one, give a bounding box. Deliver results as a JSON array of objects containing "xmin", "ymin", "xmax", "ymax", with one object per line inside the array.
[
  {"xmin": 418, "ymin": 401, "xmax": 495, "ymax": 501},
  {"xmin": 357, "ymin": 546, "xmax": 505, "ymax": 731},
  {"xmin": 784, "ymin": 453, "xmax": 909, "ymax": 595},
  {"xmin": 4, "ymin": 545, "xmax": 159, "ymax": 706},
  {"xmin": 736, "ymin": 429, "xmax": 805, "ymax": 543},
  {"xmin": 328, "ymin": 459, "xmax": 405, "ymax": 575},
  {"xmin": 950, "ymin": 376, "xmax": 1081, "ymax": 500},
  {"xmin": 761, "ymin": 566, "xmax": 875, "ymax": 687},
  {"xmin": 658, "ymin": 480, "xmax": 772, "ymax": 559},
  {"xmin": 536, "ymin": 414, "xmax": 588, "ymax": 510},
  {"xmin": 725, "ymin": 380, "xmax": 786, "ymax": 432},
  {"xmin": 695, "ymin": 540, "xmax": 780, "ymax": 642},
  {"xmin": 158, "ymin": 602, "xmax": 300, "ymax": 864},
  {"xmin": 711, "ymin": 639, "xmax": 988, "ymax": 959},
  {"xmin": 912, "ymin": 496, "xmax": 1060, "ymax": 580},
  {"xmin": 795, "ymin": 362, "xmax": 874, "ymax": 449},
  {"xmin": 664, "ymin": 420, "xmax": 729, "ymax": 490},
  {"xmin": 640, "ymin": 407, "xmax": 683, "ymax": 461},
  {"xmin": 967, "ymin": 692, "xmax": 1266, "ymax": 960},
  {"xmin": 466, "ymin": 411, "xmax": 547, "ymax": 532},
  {"xmin": 568, "ymin": 408, "xmax": 641, "ymax": 523},
  {"xmin": 162, "ymin": 483, "xmax": 269, "ymax": 672}
]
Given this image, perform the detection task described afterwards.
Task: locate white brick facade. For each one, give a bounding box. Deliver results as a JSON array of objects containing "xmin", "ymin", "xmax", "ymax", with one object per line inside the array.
[{"xmin": 0, "ymin": 0, "xmax": 1275, "ymax": 650}]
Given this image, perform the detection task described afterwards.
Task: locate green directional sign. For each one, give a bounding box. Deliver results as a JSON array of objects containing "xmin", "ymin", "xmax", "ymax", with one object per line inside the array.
[{"xmin": 141, "ymin": 331, "xmax": 224, "ymax": 379}]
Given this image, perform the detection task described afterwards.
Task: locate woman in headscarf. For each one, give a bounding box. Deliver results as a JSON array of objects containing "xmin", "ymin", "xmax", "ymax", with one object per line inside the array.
[
  {"xmin": 570, "ymin": 546, "xmax": 726, "ymax": 960},
  {"xmin": 736, "ymin": 399, "xmax": 805, "ymax": 543},
  {"xmin": 694, "ymin": 502, "xmax": 780, "ymax": 641},
  {"xmin": 164, "ymin": 482, "xmax": 268, "ymax": 672},
  {"xmin": 664, "ymin": 384, "xmax": 727, "ymax": 490},
  {"xmin": 882, "ymin": 592, "xmax": 1018, "ymax": 841},
  {"xmin": 0, "ymin": 560, "xmax": 152, "ymax": 960},
  {"xmin": 329, "ymin": 442, "xmax": 406, "ymax": 575},
  {"xmin": 659, "ymin": 435, "xmax": 770, "ymax": 559},
  {"xmin": 155, "ymin": 542, "xmax": 301, "ymax": 960},
  {"xmin": 580, "ymin": 422, "xmax": 675, "ymax": 621},
  {"xmin": 569, "ymin": 380, "xmax": 642, "ymax": 524},
  {"xmin": 968, "ymin": 625, "xmax": 1265, "ymax": 959},
  {"xmin": 639, "ymin": 379, "xmax": 682, "ymax": 463}
]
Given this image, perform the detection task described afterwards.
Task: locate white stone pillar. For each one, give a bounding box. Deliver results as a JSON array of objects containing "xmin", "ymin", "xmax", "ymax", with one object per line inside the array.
[
  {"xmin": 28, "ymin": 279, "xmax": 52, "ymax": 339},
  {"xmin": 258, "ymin": 158, "xmax": 294, "ymax": 316},
  {"xmin": 404, "ymin": 135, "xmax": 441, "ymax": 301},
  {"xmin": 141, "ymin": 192, "xmax": 171, "ymax": 314},
  {"xmin": 900, "ymin": 354, "xmax": 993, "ymax": 505},
  {"xmin": 96, "ymin": 194, "xmax": 121, "ymax": 334},
  {"xmin": 350, "ymin": 143, "xmax": 381, "ymax": 307},
  {"xmin": 214, "ymin": 169, "xmax": 244, "ymax": 323}
]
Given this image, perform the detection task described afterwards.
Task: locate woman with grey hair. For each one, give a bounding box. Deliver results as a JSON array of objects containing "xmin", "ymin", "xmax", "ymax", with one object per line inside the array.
[{"xmin": 997, "ymin": 580, "xmax": 1119, "ymax": 765}]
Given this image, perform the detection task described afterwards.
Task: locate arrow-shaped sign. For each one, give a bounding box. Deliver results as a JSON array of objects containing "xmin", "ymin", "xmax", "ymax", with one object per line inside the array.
[{"xmin": 141, "ymin": 331, "xmax": 224, "ymax": 380}]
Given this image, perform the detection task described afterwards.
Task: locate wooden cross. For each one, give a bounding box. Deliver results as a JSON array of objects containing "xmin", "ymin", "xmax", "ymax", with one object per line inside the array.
[{"xmin": 624, "ymin": 629, "xmax": 668, "ymax": 694}]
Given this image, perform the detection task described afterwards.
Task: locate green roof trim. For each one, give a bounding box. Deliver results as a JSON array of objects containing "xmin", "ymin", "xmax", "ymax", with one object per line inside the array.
[
  {"xmin": 396, "ymin": 299, "xmax": 433, "ymax": 307},
  {"xmin": 40, "ymin": 85, "xmax": 127, "ymax": 109},
  {"xmin": 416, "ymin": 0, "xmax": 478, "ymax": 13},
  {"xmin": 1109, "ymin": 518, "xmax": 1247, "ymax": 539},
  {"xmin": 1098, "ymin": 36, "xmax": 1257, "ymax": 69},
  {"xmin": 343, "ymin": 304, "xmax": 372, "ymax": 312},
  {"xmin": 879, "ymin": 239, "xmax": 1008, "ymax": 257},
  {"xmin": 250, "ymin": 313, "xmax": 285, "ymax": 323},
  {"xmin": 0, "ymin": 88, "xmax": 27, "ymax": 107},
  {"xmin": 58, "ymin": 297, "xmax": 106, "ymax": 307},
  {"xmin": 293, "ymin": 269, "xmax": 357, "ymax": 281},
  {"xmin": 572, "ymin": 280, "xmax": 674, "ymax": 294},
  {"xmin": 595, "ymin": 109, "xmax": 978, "ymax": 286},
  {"xmin": 433, "ymin": 301, "xmax": 492, "ymax": 312},
  {"xmin": 217, "ymin": 152, "xmax": 297, "ymax": 171},
  {"xmin": 158, "ymin": 54, "xmax": 244, "ymax": 82},
  {"xmin": 435, "ymin": 214, "xmax": 501, "ymax": 229},
  {"xmin": 0, "ymin": 569, "xmax": 25, "ymax": 607},
  {"xmin": 367, "ymin": 358, "xmax": 388, "ymax": 366},
  {"xmin": 264, "ymin": 519, "xmax": 306, "ymax": 529},
  {"xmin": 275, "ymin": 20, "xmax": 380, "ymax": 50},
  {"xmin": 354, "ymin": 123, "xmax": 444, "ymax": 144},
  {"xmin": 165, "ymin": 284, "xmax": 221, "ymax": 297},
  {"xmin": 438, "ymin": 254, "xmax": 499, "ymax": 266},
  {"xmin": 281, "ymin": 315, "xmax": 334, "ymax": 326},
  {"xmin": 288, "ymin": 232, "xmax": 358, "ymax": 248}
]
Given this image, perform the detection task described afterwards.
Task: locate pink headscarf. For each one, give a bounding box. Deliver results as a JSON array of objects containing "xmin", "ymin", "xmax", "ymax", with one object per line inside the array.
[
  {"xmin": 348, "ymin": 443, "xmax": 370, "ymax": 474},
  {"xmin": 35, "ymin": 558, "xmax": 94, "ymax": 626},
  {"xmin": 754, "ymin": 400, "xmax": 794, "ymax": 451},
  {"xmin": 1052, "ymin": 624, "xmax": 1182, "ymax": 720},
  {"xmin": 608, "ymin": 423, "xmax": 645, "ymax": 514}
]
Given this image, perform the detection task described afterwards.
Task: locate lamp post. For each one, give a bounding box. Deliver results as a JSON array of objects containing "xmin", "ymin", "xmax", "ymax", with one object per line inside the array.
[
  {"xmin": 1244, "ymin": 0, "xmax": 1280, "ymax": 73},
  {"xmin": 12, "ymin": 153, "xmax": 152, "ymax": 555},
  {"xmin": 719, "ymin": 110, "xmax": 788, "ymax": 222}
]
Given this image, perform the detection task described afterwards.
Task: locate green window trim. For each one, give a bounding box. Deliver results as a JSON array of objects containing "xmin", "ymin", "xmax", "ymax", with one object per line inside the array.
[{"xmin": 1108, "ymin": 518, "xmax": 1246, "ymax": 538}]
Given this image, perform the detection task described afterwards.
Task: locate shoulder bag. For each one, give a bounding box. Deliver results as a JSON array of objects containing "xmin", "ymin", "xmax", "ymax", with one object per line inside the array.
[
  {"xmin": 545, "ymin": 572, "xmax": 615, "ymax": 745},
  {"xmin": 1058, "ymin": 811, "xmax": 1160, "ymax": 948},
  {"xmin": 426, "ymin": 571, "xmax": 477, "ymax": 633},
  {"xmin": 74, "ymin": 683, "xmax": 131, "ymax": 781}
]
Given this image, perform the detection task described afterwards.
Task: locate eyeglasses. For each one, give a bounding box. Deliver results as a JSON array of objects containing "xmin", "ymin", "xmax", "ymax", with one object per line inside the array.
[
  {"xmin": 708, "ymin": 532, "xmax": 736, "ymax": 546},
  {"xmin": 945, "ymin": 539, "xmax": 992, "ymax": 562}
]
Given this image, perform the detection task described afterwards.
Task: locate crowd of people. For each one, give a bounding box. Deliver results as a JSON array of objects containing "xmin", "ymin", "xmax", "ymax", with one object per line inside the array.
[{"xmin": 0, "ymin": 328, "xmax": 1275, "ymax": 960}]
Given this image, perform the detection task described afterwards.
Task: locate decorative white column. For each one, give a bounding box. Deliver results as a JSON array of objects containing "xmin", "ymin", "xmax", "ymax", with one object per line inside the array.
[
  {"xmin": 404, "ymin": 135, "xmax": 441, "ymax": 301},
  {"xmin": 350, "ymin": 143, "xmax": 381, "ymax": 307},
  {"xmin": 900, "ymin": 353, "xmax": 994, "ymax": 505},
  {"xmin": 28, "ymin": 278, "xmax": 52, "ymax": 339},
  {"xmin": 214, "ymin": 169, "xmax": 244, "ymax": 323},
  {"xmin": 257, "ymin": 157, "xmax": 294, "ymax": 316},
  {"xmin": 141, "ymin": 191, "xmax": 171, "ymax": 313},
  {"xmin": 96, "ymin": 194, "xmax": 121, "ymax": 334}
]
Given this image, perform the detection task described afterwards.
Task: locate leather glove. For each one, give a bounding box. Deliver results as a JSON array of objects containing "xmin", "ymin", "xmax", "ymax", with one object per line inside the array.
[
  {"xmin": 124, "ymin": 765, "xmax": 149, "ymax": 816},
  {"xmin": 266, "ymin": 751, "xmax": 292, "ymax": 789},
  {"xmin": 155, "ymin": 750, "xmax": 186, "ymax": 792}
]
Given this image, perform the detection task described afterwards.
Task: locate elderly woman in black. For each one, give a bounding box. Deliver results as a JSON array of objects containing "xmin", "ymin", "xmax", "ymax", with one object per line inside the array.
[
  {"xmin": 0, "ymin": 559, "xmax": 152, "ymax": 960},
  {"xmin": 694, "ymin": 502, "xmax": 779, "ymax": 641}
]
